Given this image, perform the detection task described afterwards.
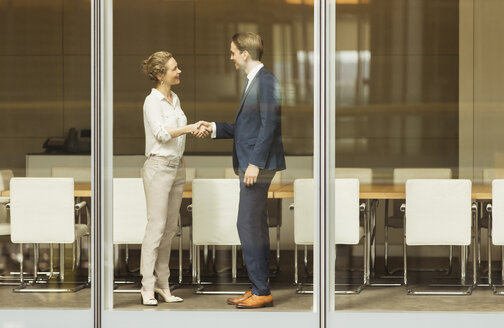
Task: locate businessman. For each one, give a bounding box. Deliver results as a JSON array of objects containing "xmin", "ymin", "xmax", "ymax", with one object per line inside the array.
[{"xmin": 197, "ymin": 32, "xmax": 285, "ymax": 308}]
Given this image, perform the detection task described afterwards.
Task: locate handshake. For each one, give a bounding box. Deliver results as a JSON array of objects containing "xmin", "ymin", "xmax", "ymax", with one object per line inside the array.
[{"xmin": 190, "ymin": 121, "xmax": 213, "ymax": 139}]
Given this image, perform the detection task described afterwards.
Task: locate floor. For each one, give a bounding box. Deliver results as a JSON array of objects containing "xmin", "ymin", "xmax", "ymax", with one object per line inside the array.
[{"xmin": 1, "ymin": 247, "xmax": 504, "ymax": 312}]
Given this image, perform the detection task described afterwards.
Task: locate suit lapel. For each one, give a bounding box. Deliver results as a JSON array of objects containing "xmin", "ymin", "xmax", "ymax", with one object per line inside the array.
[{"xmin": 236, "ymin": 67, "xmax": 265, "ymax": 119}]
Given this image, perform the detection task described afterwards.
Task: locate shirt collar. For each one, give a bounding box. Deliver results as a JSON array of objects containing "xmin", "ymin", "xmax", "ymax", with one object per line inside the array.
[
  {"xmin": 246, "ymin": 63, "xmax": 264, "ymax": 83},
  {"xmin": 150, "ymin": 88, "xmax": 178, "ymax": 106}
]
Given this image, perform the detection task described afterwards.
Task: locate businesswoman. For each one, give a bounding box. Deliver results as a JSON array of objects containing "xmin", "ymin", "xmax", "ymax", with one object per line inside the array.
[{"xmin": 140, "ymin": 51, "xmax": 207, "ymax": 306}]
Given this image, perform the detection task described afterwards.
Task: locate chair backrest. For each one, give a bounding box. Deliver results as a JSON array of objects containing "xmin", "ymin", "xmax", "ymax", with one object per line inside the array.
[
  {"xmin": 393, "ymin": 168, "xmax": 452, "ymax": 184},
  {"xmin": 113, "ymin": 178, "xmax": 147, "ymax": 244},
  {"xmin": 192, "ymin": 179, "xmax": 240, "ymax": 246},
  {"xmin": 405, "ymin": 179, "xmax": 471, "ymax": 246},
  {"xmin": 185, "ymin": 168, "xmax": 196, "ymax": 182},
  {"xmin": 10, "ymin": 178, "xmax": 75, "ymax": 243},
  {"xmin": 0, "ymin": 170, "xmax": 14, "ymax": 225},
  {"xmin": 335, "ymin": 179, "xmax": 360, "ymax": 244},
  {"xmin": 0, "ymin": 169, "xmax": 14, "ymax": 191},
  {"xmin": 224, "ymin": 168, "xmax": 282, "ymax": 184},
  {"xmin": 335, "ymin": 168, "xmax": 372, "ymax": 184},
  {"xmin": 293, "ymin": 179, "xmax": 314, "ymax": 245},
  {"xmin": 492, "ymin": 179, "xmax": 504, "ymax": 245},
  {"xmin": 483, "ymin": 168, "xmax": 504, "ymax": 184},
  {"xmin": 293, "ymin": 178, "xmax": 360, "ymax": 245},
  {"xmin": 51, "ymin": 166, "xmax": 91, "ymax": 183}
]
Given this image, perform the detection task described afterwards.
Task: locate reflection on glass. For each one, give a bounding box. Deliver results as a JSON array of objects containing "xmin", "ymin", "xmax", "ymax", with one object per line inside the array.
[
  {"xmin": 111, "ymin": 0, "xmax": 314, "ymax": 312},
  {"xmin": 0, "ymin": 0, "xmax": 91, "ymax": 308},
  {"xmin": 330, "ymin": 0, "xmax": 504, "ymax": 312}
]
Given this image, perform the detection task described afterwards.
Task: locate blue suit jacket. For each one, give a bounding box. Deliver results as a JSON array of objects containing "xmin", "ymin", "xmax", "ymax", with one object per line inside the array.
[{"xmin": 215, "ymin": 67, "xmax": 286, "ymax": 174}]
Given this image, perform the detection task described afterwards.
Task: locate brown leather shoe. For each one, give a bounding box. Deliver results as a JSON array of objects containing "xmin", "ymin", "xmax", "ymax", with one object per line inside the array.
[
  {"xmin": 236, "ymin": 294, "xmax": 274, "ymax": 309},
  {"xmin": 226, "ymin": 289, "xmax": 252, "ymax": 305}
]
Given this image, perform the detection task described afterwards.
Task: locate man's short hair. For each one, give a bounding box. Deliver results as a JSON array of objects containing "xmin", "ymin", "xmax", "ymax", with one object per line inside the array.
[{"xmin": 231, "ymin": 32, "xmax": 264, "ymax": 61}]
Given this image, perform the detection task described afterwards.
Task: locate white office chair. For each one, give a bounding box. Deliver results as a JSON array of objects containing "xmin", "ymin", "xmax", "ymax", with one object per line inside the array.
[
  {"xmin": 403, "ymin": 179, "xmax": 474, "ymax": 295},
  {"xmin": 385, "ymin": 168, "xmax": 453, "ymax": 275},
  {"xmin": 51, "ymin": 166, "xmax": 91, "ymax": 183},
  {"xmin": 0, "ymin": 170, "xmax": 16, "ymax": 285},
  {"xmin": 486, "ymin": 179, "xmax": 504, "ymax": 294},
  {"xmin": 334, "ymin": 168, "xmax": 373, "ymax": 272},
  {"xmin": 113, "ymin": 178, "xmax": 184, "ymax": 289},
  {"xmin": 9, "ymin": 178, "xmax": 90, "ymax": 292},
  {"xmin": 191, "ymin": 179, "xmax": 243, "ymax": 294},
  {"xmin": 180, "ymin": 168, "xmax": 196, "ymax": 274},
  {"xmin": 291, "ymin": 179, "xmax": 366, "ymax": 294},
  {"xmin": 224, "ymin": 168, "xmax": 283, "ymax": 274}
]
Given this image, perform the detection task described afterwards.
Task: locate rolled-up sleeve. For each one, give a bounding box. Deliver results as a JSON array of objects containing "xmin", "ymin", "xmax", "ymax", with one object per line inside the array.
[{"xmin": 143, "ymin": 98, "xmax": 172, "ymax": 143}]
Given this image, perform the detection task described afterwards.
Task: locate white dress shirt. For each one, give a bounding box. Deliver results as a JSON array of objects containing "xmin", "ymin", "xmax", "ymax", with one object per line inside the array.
[
  {"xmin": 143, "ymin": 88, "xmax": 187, "ymax": 158},
  {"xmin": 211, "ymin": 63, "xmax": 264, "ymax": 138}
]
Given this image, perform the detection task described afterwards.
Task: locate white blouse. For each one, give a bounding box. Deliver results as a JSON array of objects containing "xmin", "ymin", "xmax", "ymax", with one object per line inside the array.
[{"xmin": 143, "ymin": 88, "xmax": 187, "ymax": 158}]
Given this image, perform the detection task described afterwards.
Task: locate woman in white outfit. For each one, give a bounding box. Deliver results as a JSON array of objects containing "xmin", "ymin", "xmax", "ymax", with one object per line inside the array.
[{"xmin": 140, "ymin": 51, "xmax": 208, "ymax": 306}]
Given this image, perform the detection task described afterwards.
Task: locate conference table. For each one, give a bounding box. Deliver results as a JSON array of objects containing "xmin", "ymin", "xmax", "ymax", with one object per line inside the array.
[
  {"xmin": 1, "ymin": 182, "xmax": 286, "ymax": 198},
  {"xmin": 1, "ymin": 181, "xmax": 493, "ymax": 286}
]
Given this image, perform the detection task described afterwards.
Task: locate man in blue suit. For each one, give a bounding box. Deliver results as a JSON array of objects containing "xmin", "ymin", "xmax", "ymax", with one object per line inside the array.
[{"xmin": 201, "ymin": 32, "xmax": 286, "ymax": 308}]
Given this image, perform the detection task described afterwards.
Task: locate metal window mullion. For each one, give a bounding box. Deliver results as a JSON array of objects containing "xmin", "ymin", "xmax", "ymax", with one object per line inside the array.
[{"xmin": 91, "ymin": 0, "xmax": 104, "ymax": 327}]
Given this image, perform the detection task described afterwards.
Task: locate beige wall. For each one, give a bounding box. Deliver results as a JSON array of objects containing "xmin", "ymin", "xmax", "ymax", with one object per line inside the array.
[
  {"xmin": 0, "ymin": 0, "xmax": 91, "ymax": 175},
  {"xmin": 0, "ymin": 0, "xmax": 314, "ymax": 175},
  {"xmin": 336, "ymin": 0, "xmax": 459, "ymax": 181}
]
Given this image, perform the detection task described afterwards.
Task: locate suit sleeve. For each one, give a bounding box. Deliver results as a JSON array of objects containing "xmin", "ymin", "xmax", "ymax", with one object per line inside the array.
[
  {"xmin": 249, "ymin": 74, "xmax": 281, "ymax": 169},
  {"xmin": 214, "ymin": 122, "xmax": 235, "ymax": 139}
]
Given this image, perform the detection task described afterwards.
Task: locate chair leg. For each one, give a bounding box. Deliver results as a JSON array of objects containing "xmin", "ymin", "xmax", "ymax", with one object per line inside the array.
[
  {"xmin": 178, "ymin": 228, "xmax": 183, "ymax": 285},
  {"xmin": 478, "ymin": 226, "xmax": 482, "ymax": 272},
  {"xmin": 88, "ymin": 235, "xmax": 91, "ymax": 284},
  {"xmin": 448, "ymin": 246, "xmax": 453, "ymax": 275},
  {"xmin": 232, "ymin": 246, "xmax": 237, "ymax": 281},
  {"xmin": 189, "ymin": 226, "xmax": 193, "ymax": 265},
  {"xmin": 461, "ymin": 245, "xmax": 466, "ymax": 286},
  {"xmin": 294, "ymin": 244, "xmax": 298, "ymax": 286},
  {"xmin": 275, "ymin": 225, "xmax": 281, "ymax": 273},
  {"xmin": 303, "ymin": 245, "xmax": 309, "ymax": 275},
  {"xmin": 212, "ymin": 246, "xmax": 216, "ymax": 273},
  {"xmin": 33, "ymin": 244, "xmax": 39, "ymax": 284},
  {"xmin": 203, "ymin": 245, "xmax": 208, "ymax": 273},
  {"xmin": 60, "ymin": 244, "xmax": 65, "ymax": 282},
  {"xmin": 19, "ymin": 244, "xmax": 24, "ymax": 285},
  {"xmin": 48, "ymin": 243, "xmax": 54, "ymax": 280},
  {"xmin": 403, "ymin": 240, "xmax": 407, "ymax": 286},
  {"xmin": 113, "ymin": 244, "xmax": 119, "ymax": 277},
  {"xmin": 196, "ymin": 245, "xmax": 201, "ymax": 286}
]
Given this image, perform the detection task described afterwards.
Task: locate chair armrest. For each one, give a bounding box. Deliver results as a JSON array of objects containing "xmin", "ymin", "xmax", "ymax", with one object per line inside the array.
[
  {"xmin": 0, "ymin": 198, "xmax": 9, "ymax": 205},
  {"xmin": 289, "ymin": 203, "xmax": 294, "ymax": 211},
  {"xmin": 400, "ymin": 203, "xmax": 406, "ymax": 213},
  {"xmin": 75, "ymin": 201, "xmax": 87, "ymax": 211},
  {"xmin": 471, "ymin": 202, "xmax": 478, "ymax": 213},
  {"xmin": 5, "ymin": 203, "xmax": 10, "ymax": 210},
  {"xmin": 359, "ymin": 202, "xmax": 366, "ymax": 212},
  {"xmin": 187, "ymin": 204, "xmax": 192, "ymax": 212},
  {"xmin": 487, "ymin": 203, "xmax": 492, "ymax": 213}
]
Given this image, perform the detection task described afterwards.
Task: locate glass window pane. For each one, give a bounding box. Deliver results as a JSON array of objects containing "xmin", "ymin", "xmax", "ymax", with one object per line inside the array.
[
  {"xmin": 0, "ymin": 0, "xmax": 92, "ymax": 319},
  {"xmin": 329, "ymin": 0, "xmax": 503, "ymax": 315},
  {"xmin": 106, "ymin": 0, "xmax": 317, "ymax": 325}
]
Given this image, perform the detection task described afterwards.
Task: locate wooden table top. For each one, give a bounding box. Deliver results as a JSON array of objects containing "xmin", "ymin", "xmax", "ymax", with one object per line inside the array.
[
  {"xmin": 1, "ymin": 182, "xmax": 493, "ymax": 200},
  {"xmin": 272, "ymin": 183, "xmax": 493, "ymax": 200},
  {"xmin": 1, "ymin": 182, "xmax": 286, "ymax": 199}
]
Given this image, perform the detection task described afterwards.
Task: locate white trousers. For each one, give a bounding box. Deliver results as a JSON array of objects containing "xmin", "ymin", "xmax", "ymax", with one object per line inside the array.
[{"xmin": 140, "ymin": 155, "xmax": 185, "ymax": 291}]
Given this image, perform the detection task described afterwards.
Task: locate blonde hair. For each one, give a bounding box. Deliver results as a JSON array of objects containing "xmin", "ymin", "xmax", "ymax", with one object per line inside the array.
[
  {"xmin": 232, "ymin": 32, "xmax": 264, "ymax": 61},
  {"xmin": 141, "ymin": 51, "xmax": 173, "ymax": 84}
]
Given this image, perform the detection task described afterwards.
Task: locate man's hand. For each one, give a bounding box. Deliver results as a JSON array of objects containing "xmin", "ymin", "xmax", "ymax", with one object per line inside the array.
[
  {"xmin": 244, "ymin": 164, "xmax": 259, "ymax": 187},
  {"xmin": 192, "ymin": 121, "xmax": 212, "ymax": 138}
]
